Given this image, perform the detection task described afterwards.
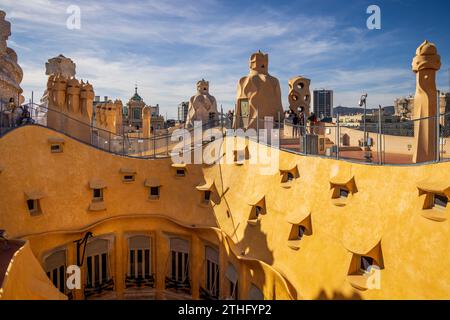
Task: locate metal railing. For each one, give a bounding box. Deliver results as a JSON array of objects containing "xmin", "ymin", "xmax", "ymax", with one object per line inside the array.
[
  {"xmin": 279, "ymin": 112, "xmax": 450, "ymax": 165},
  {"xmin": 0, "ymin": 103, "xmax": 231, "ymax": 159},
  {"xmin": 2, "ymin": 102, "xmax": 450, "ymax": 165}
]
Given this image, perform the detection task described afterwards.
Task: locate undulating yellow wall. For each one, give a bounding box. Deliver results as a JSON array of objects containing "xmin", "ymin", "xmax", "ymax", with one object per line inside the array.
[{"xmin": 0, "ymin": 126, "xmax": 449, "ymax": 299}]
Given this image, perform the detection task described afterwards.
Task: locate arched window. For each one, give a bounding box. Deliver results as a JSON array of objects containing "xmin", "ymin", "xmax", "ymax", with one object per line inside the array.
[{"xmin": 44, "ymin": 250, "xmax": 66, "ymax": 294}]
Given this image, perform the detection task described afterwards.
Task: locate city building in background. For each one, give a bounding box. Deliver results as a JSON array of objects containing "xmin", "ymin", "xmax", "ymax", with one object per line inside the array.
[
  {"xmin": 313, "ymin": 89, "xmax": 333, "ymax": 119},
  {"xmin": 124, "ymin": 86, "xmax": 146, "ymax": 130},
  {"xmin": 394, "ymin": 92, "xmax": 450, "ymax": 135},
  {"xmin": 178, "ymin": 101, "xmax": 189, "ymax": 123},
  {"xmin": 122, "ymin": 86, "xmax": 164, "ymax": 131}
]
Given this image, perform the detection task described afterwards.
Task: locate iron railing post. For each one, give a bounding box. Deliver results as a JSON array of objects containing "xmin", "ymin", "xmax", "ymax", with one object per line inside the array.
[
  {"xmin": 122, "ymin": 132, "xmax": 125, "ymax": 155},
  {"xmin": 336, "ymin": 114, "xmax": 340, "ymax": 160},
  {"xmin": 220, "ymin": 105, "xmax": 223, "ymax": 133},
  {"xmin": 278, "ymin": 111, "xmax": 280, "ymax": 130},
  {"xmin": 153, "ymin": 135, "xmax": 156, "ymax": 159},
  {"xmin": 378, "ymin": 105, "xmax": 382, "ymax": 165},
  {"xmin": 166, "ymin": 133, "xmax": 169, "ymax": 156},
  {"xmin": 436, "ymin": 90, "xmax": 441, "ymax": 162},
  {"xmin": 256, "ymin": 109, "xmax": 259, "ymax": 143}
]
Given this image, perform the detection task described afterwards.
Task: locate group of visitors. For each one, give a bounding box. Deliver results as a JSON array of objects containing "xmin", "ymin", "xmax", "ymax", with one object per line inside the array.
[
  {"xmin": 0, "ymin": 97, "xmax": 33, "ymax": 129},
  {"xmin": 285, "ymin": 107, "xmax": 319, "ymax": 137}
]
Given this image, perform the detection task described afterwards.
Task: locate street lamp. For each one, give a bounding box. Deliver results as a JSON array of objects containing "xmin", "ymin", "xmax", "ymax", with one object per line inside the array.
[{"xmin": 358, "ymin": 93, "xmax": 372, "ymax": 162}]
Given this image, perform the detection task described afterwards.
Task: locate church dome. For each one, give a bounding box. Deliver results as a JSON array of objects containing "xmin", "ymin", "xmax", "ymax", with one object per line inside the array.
[{"xmin": 130, "ymin": 86, "xmax": 142, "ymax": 101}]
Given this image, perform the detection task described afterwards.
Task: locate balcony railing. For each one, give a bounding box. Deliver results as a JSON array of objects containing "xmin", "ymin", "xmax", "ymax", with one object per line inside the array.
[
  {"xmin": 125, "ymin": 273, "xmax": 155, "ymax": 289},
  {"xmin": 84, "ymin": 278, "xmax": 115, "ymax": 299},
  {"xmin": 165, "ymin": 276, "xmax": 191, "ymax": 294}
]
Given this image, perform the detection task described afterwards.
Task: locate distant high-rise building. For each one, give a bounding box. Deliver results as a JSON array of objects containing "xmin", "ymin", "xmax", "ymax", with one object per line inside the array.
[
  {"xmin": 178, "ymin": 101, "xmax": 189, "ymax": 122},
  {"xmin": 313, "ymin": 89, "xmax": 333, "ymax": 119}
]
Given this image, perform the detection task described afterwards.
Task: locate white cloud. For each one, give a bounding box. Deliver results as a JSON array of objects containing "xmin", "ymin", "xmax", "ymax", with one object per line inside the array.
[{"xmin": 3, "ymin": 0, "xmax": 447, "ymax": 118}]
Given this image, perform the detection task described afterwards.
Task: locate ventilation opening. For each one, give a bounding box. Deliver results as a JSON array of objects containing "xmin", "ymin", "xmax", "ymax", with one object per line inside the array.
[
  {"xmin": 339, "ymin": 188, "xmax": 349, "ymax": 198},
  {"xmin": 281, "ymin": 171, "xmax": 295, "ymax": 183},
  {"xmin": 347, "ymin": 243, "xmax": 383, "ymax": 291},
  {"xmin": 149, "ymin": 187, "xmax": 160, "ymax": 199},
  {"xmin": 255, "ymin": 206, "xmax": 262, "ymax": 218},
  {"xmin": 93, "ymin": 188, "xmax": 103, "ymax": 201},
  {"xmin": 176, "ymin": 169, "xmax": 185, "ymax": 177},
  {"xmin": 287, "ymin": 215, "xmax": 312, "ymax": 248},
  {"xmin": 297, "ymin": 225, "xmax": 306, "ymax": 240},
  {"xmin": 248, "ymin": 205, "xmax": 264, "ymax": 225},
  {"xmin": 204, "ymin": 190, "xmax": 211, "ymax": 203},
  {"xmin": 123, "ymin": 175, "xmax": 135, "ymax": 182},
  {"xmin": 27, "ymin": 199, "xmax": 41, "ymax": 215},
  {"xmin": 50, "ymin": 144, "xmax": 63, "ymax": 153},
  {"xmin": 433, "ymin": 194, "xmax": 448, "ymax": 209},
  {"xmin": 360, "ymin": 256, "xmax": 374, "ymax": 273}
]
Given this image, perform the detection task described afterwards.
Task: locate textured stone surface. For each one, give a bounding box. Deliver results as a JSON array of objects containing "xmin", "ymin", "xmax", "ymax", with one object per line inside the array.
[
  {"xmin": 411, "ymin": 40, "xmax": 441, "ymax": 163},
  {"xmin": 186, "ymin": 79, "xmax": 218, "ymax": 127},
  {"xmin": 234, "ymin": 51, "xmax": 283, "ymax": 129},
  {"xmin": 288, "ymin": 76, "xmax": 311, "ymax": 117},
  {"xmin": 0, "ymin": 11, "xmax": 23, "ymax": 106},
  {"xmin": 45, "ymin": 54, "xmax": 76, "ymax": 78}
]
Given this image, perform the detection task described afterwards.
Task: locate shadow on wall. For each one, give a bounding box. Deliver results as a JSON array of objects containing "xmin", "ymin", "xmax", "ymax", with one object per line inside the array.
[
  {"xmin": 315, "ymin": 289, "xmax": 362, "ymax": 300},
  {"xmin": 236, "ymin": 219, "xmax": 274, "ymax": 265}
]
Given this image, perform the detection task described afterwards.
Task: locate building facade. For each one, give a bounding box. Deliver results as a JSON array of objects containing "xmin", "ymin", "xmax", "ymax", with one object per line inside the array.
[
  {"xmin": 124, "ymin": 87, "xmax": 146, "ymax": 130},
  {"xmin": 394, "ymin": 92, "xmax": 450, "ymax": 136},
  {"xmin": 122, "ymin": 87, "xmax": 164, "ymax": 132},
  {"xmin": 178, "ymin": 102, "xmax": 189, "ymax": 123},
  {"xmin": 313, "ymin": 89, "xmax": 333, "ymax": 119}
]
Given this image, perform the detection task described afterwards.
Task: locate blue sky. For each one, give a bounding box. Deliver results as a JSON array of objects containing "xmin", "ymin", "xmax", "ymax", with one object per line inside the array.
[{"xmin": 2, "ymin": 0, "xmax": 449, "ymax": 118}]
